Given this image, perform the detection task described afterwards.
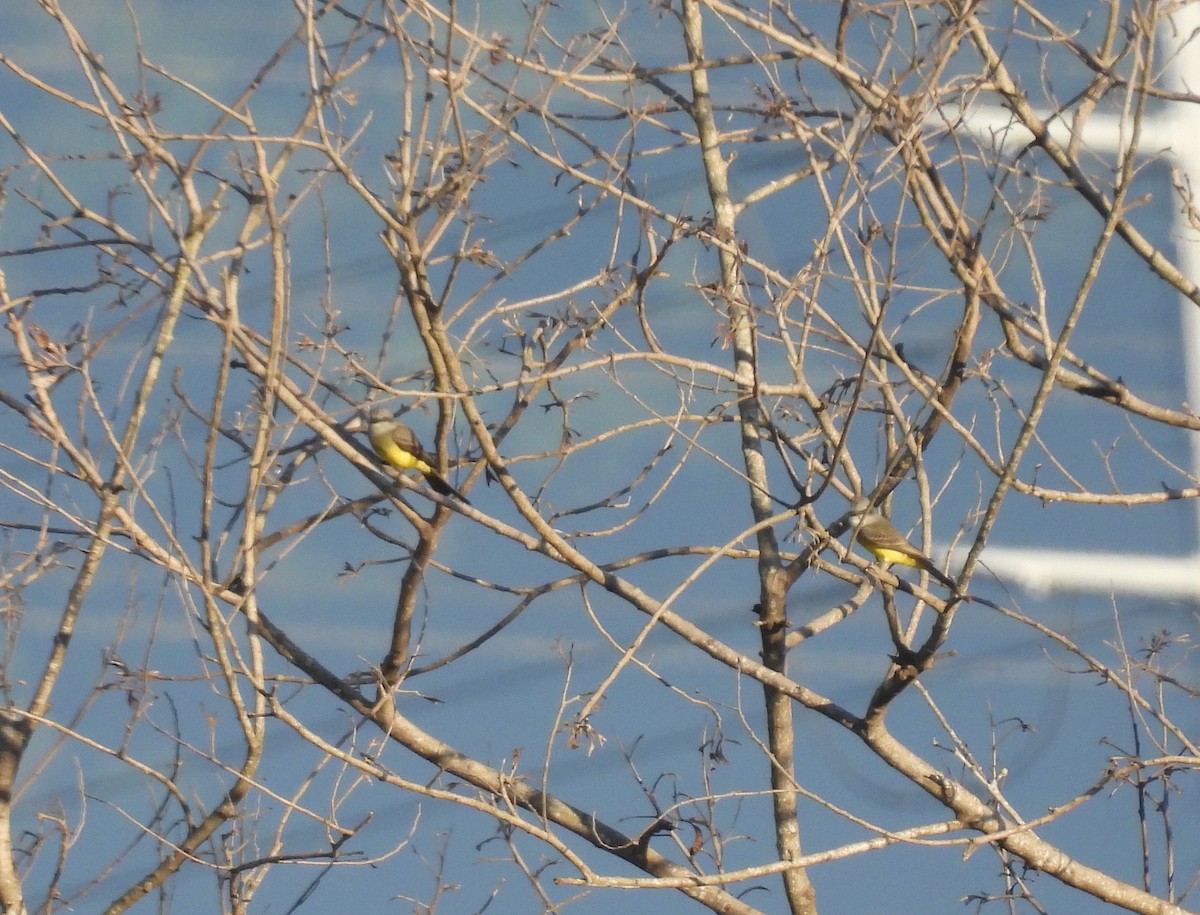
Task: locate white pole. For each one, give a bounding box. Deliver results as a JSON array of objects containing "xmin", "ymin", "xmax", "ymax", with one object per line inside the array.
[{"xmin": 938, "ymin": 5, "xmax": 1200, "ymax": 596}]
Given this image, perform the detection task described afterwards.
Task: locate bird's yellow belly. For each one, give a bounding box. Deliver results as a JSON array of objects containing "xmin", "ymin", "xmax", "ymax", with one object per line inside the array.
[
  {"xmin": 870, "ymin": 547, "xmax": 921, "ymax": 568},
  {"xmin": 370, "ymin": 433, "xmax": 431, "ymax": 474}
]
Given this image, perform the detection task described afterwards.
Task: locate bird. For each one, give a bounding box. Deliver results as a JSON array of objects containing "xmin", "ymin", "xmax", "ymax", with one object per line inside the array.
[
  {"xmin": 848, "ymin": 497, "xmax": 955, "ymax": 589},
  {"xmin": 366, "ymin": 407, "xmax": 469, "ymax": 503}
]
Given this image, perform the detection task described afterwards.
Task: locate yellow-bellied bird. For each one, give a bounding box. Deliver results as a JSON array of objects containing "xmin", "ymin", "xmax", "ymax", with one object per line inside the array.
[
  {"xmin": 849, "ymin": 497, "xmax": 954, "ymax": 589},
  {"xmin": 367, "ymin": 407, "xmax": 468, "ymax": 503}
]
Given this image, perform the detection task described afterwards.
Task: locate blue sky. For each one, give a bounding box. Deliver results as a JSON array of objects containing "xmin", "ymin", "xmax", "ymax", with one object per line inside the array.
[{"xmin": 2, "ymin": 3, "xmax": 1199, "ymax": 913}]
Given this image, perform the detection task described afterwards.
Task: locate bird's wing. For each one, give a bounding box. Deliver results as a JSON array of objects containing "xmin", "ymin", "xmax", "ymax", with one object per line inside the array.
[{"xmin": 391, "ymin": 424, "xmax": 436, "ymax": 466}]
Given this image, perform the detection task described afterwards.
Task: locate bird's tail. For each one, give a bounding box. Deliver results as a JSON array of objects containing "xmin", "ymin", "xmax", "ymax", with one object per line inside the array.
[
  {"xmin": 425, "ymin": 470, "xmax": 469, "ymax": 504},
  {"xmin": 923, "ymin": 560, "xmax": 956, "ymax": 591}
]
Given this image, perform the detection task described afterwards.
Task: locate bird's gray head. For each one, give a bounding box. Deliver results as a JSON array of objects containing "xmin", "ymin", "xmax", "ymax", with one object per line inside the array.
[
  {"xmin": 367, "ymin": 407, "xmax": 394, "ymax": 425},
  {"xmin": 850, "ymin": 496, "xmax": 875, "ymax": 517}
]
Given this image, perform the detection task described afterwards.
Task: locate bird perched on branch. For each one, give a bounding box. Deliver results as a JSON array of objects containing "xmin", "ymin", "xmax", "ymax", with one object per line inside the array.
[
  {"xmin": 366, "ymin": 407, "xmax": 468, "ymax": 503},
  {"xmin": 848, "ymin": 497, "xmax": 954, "ymax": 589}
]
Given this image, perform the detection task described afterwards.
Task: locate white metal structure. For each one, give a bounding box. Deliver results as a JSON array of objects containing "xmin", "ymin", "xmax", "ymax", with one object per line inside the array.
[{"xmin": 946, "ymin": 4, "xmax": 1200, "ymax": 598}]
